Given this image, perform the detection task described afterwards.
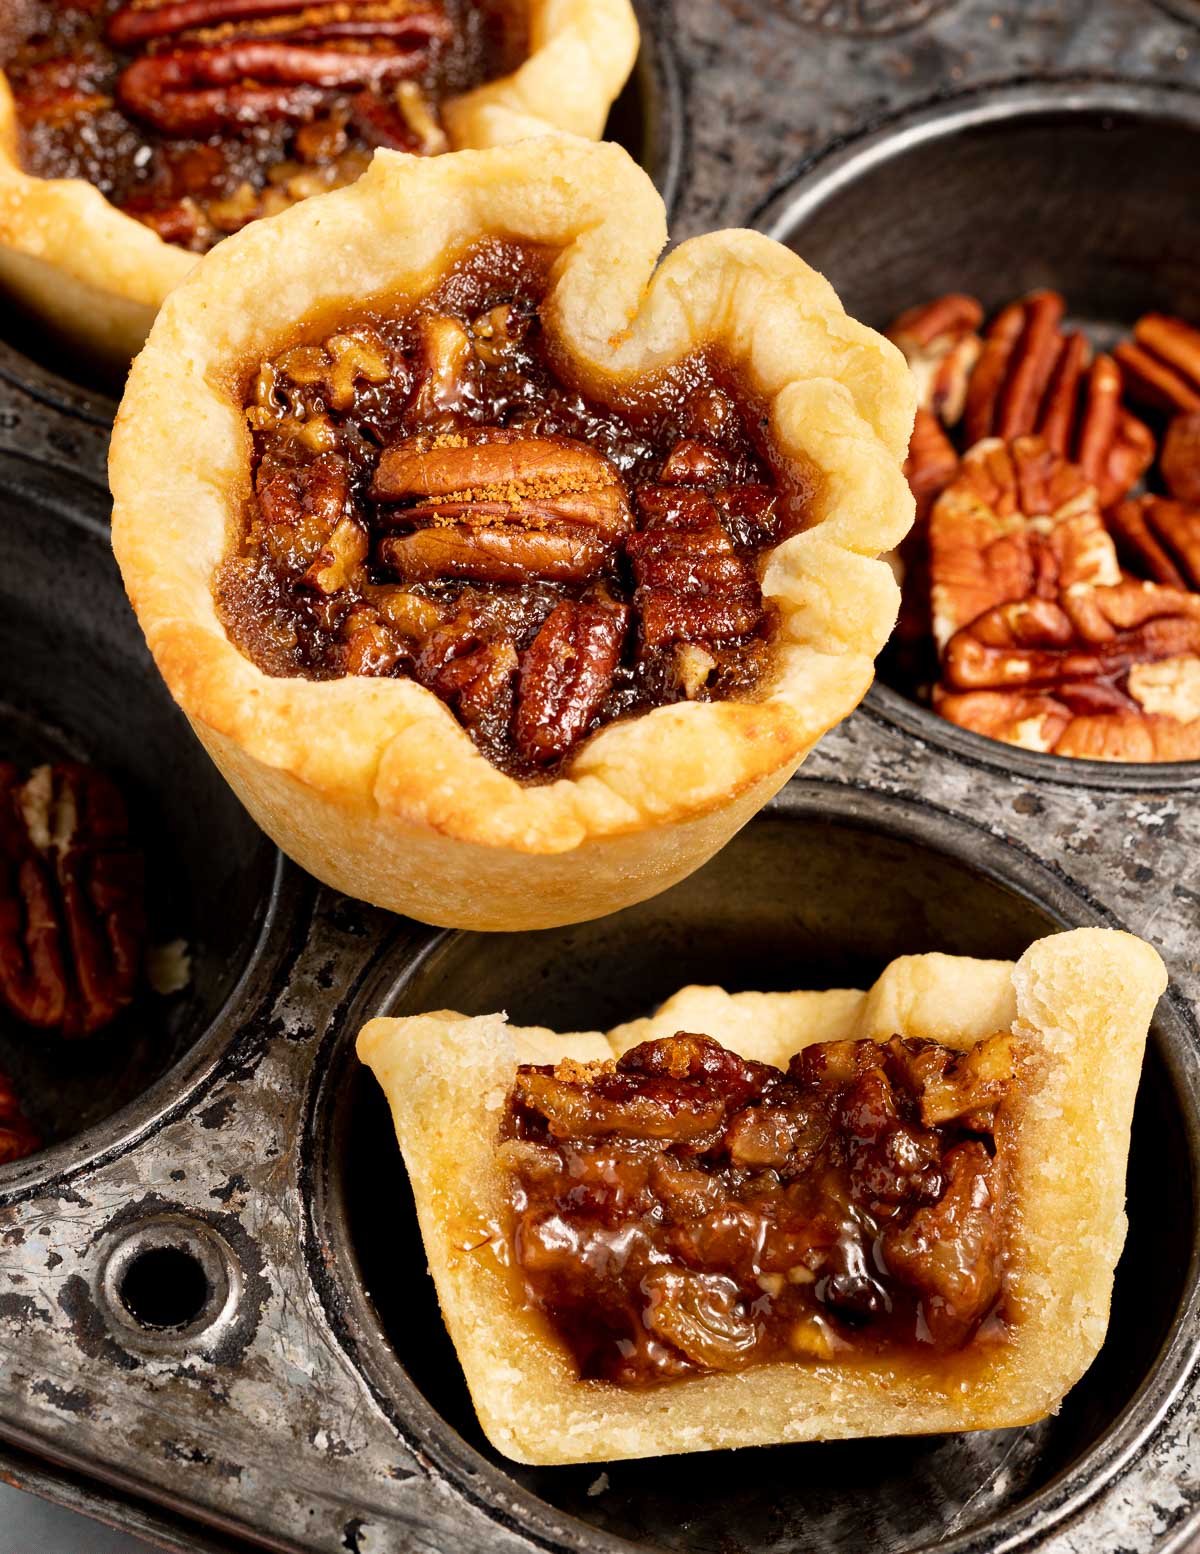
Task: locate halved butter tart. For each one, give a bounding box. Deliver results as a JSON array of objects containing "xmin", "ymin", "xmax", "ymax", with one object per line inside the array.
[
  {"xmin": 0, "ymin": 0, "xmax": 637, "ymax": 364},
  {"xmin": 358, "ymin": 927, "xmax": 1165, "ymax": 1462},
  {"xmin": 110, "ymin": 140, "xmax": 915, "ymax": 930}
]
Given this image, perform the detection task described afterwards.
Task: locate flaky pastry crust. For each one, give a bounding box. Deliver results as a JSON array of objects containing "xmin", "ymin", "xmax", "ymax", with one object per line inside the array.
[
  {"xmin": 0, "ymin": 0, "xmax": 638, "ymax": 367},
  {"xmin": 357, "ymin": 927, "xmax": 1165, "ymax": 1462},
  {"xmin": 110, "ymin": 138, "xmax": 915, "ymax": 930}
]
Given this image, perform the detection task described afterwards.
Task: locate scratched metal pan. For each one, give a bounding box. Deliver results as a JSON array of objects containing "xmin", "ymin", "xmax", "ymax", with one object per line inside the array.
[
  {"xmin": 310, "ymin": 784, "xmax": 1200, "ymax": 1554},
  {"xmin": 2, "ymin": 8, "xmax": 1200, "ymax": 1554}
]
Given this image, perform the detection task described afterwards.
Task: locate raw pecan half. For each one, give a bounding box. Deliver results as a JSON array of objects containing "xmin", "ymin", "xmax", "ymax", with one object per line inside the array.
[
  {"xmin": 0, "ymin": 1069, "xmax": 39, "ymax": 1166},
  {"xmin": 1162, "ymin": 412, "xmax": 1200, "ymax": 506},
  {"xmin": 1107, "ymin": 496, "xmax": 1200, "ymax": 590},
  {"xmin": 1114, "ymin": 314, "xmax": 1200, "ymax": 416},
  {"xmin": 887, "ymin": 294, "xmax": 983, "ymax": 426},
  {"xmin": 936, "ymin": 581, "xmax": 1200, "ymax": 758},
  {"xmin": 374, "ymin": 430, "xmax": 632, "ymax": 585},
  {"xmin": 929, "ymin": 436, "xmax": 1119, "ymax": 650},
  {"xmin": 0, "ymin": 765, "xmax": 146, "ymax": 1039},
  {"xmin": 514, "ymin": 598, "xmax": 629, "ymax": 765},
  {"xmin": 954, "ymin": 294, "xmax": 1153, "ymax": 506}
]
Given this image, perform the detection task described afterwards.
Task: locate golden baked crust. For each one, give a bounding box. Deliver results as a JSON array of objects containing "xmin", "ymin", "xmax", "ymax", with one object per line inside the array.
[
  {"xmin": 110, "ymin": 137, "xmax": 915, "ymax": 930},
  {"xmin": 0, "ymin": 0, "xmax": 638, "ymax": 367},
  {"xmin": 357, "ymin": 927, "xmax": 1165, "ymax": 1462}
]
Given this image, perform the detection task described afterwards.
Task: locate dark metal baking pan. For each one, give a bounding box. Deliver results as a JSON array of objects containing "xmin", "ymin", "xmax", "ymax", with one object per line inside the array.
[{"xmin": 3, "ymin": 2, "xmax": 1200, "ymax": 1552}]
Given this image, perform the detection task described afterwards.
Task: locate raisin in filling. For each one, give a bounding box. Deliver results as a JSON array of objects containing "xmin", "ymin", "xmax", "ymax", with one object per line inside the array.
[
  {"xmin": 0, "ymin": 0, "xmax": 522, "ymax": 252},
  {"xmin": 502, "ymin": 1029, "xmax": 1015, "ymax": 1386},
  {"xmin": 217, "ymin": 240, "xmax": 786, "ymax": 781}
]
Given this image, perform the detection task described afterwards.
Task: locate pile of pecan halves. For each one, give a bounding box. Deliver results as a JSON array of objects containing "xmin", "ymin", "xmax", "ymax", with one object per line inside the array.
[
  {"xmin": 0, "ymin": 763, "xmax": 147, "ymax": 1165},
  {"xmin": 890, "ymin": 292, "xmax": 1200, "ymax": 760}
]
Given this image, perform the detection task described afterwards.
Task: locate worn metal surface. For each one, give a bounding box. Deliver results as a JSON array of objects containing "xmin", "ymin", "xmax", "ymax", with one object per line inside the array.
[{"xmin": 1, "ymin": 0, "xmax": 1200, "ymax": 1551}]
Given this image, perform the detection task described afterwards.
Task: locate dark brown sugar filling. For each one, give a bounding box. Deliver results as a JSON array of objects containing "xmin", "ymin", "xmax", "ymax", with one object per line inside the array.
[
  {"xmin": 0, "ymin": 0, "xmax": 521, "ymax": 251},
  {"xmin": 502, "ymin": 1029, "xmax": 1015, "ymax": 1386},
  {"xmin": 217, "ymin": 240, "xmax": 788, "ymax": 782}
]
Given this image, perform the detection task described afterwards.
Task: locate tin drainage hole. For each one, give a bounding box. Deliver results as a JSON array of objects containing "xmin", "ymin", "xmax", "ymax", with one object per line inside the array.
[{"xmin": 118, "ymin": 1245, "xmax": 210, "ymax": 1331}]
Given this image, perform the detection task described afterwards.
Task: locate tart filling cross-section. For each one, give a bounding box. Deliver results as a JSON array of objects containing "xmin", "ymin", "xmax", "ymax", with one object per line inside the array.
[
  {"xmin": 111, "ymin": 140, "xmax": 914, "ymax": 930},
  {"xmin": 221, "ymin": 240, "xmax": 784, "ymax": 781},
  {"xmin": 358, "ymin": 927, "xmax": 1165, "ymax": 1463}
]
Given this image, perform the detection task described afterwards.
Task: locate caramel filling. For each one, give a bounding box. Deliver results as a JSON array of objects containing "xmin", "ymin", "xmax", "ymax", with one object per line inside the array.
[
  {"xmin": 502, "ymin": 1029, "xmax": 1015, "ymax": 1386},
  {"xmin": 0, "ymin": 0, "xmax": 522, "ymax": 251},
  {"xmin": 218, "ymin": 240, "xmax": 789, "ymax": 781}
]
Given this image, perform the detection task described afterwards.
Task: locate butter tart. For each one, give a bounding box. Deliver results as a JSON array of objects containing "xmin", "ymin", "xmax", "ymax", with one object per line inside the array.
[
  {"xmin": 358, "ymin": 927, "xmax": 1165, "ymax": 1463},
  {"xmin": 0, "ymin": 0, "xmax": 637, "ymax": 365},
  {"xmin": 110, "ymin": 140, "xmax": 914, "ymax": 930}
]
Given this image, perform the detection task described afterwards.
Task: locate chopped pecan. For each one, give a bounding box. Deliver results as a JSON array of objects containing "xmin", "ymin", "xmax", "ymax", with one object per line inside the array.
[
  {"xmin": 0, "ymin": 765, "xmax": 145, "ymax": 1039},
  {"xmin": 0, "ymin": 1069, "xmax": 39, "ymax": 1166},
  {"xmin": 374, "ymin": 431, "xmax": 631, "ymax": 585},
  {"xmin": 1162, "ymin": 412, "xmax": 1200, "ymax": 505},
  {"xmin": 1114, "ymin": 315, "xmax": 1200, "ymax": 416},
  {"xmin": 882, "ymin": 1141, "xmax": 1005, "ymax": 1347},
  {"xmin": 513, "ymin": 598, "xmax": 629, "ymax": 765},
  {"xmin": 929, "ymin": 436, "xmax": 1118, "ymax": 650},
  {"xmin": 887, "ymin": 294, "xmax": 983, "ymax": 425},
  {"xmin": 256, "ymin": 452, "xmax": 357, "ymax": 581}
]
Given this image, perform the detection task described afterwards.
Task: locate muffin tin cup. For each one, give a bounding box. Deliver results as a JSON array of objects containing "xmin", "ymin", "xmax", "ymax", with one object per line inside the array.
[
  {"xmin": 753, "ymin": 76, "xmax": 1200, "ymax": 791},
  {"xmin": 4, "ymin": 3, "xmax": 1200, "ymax": 1552}
]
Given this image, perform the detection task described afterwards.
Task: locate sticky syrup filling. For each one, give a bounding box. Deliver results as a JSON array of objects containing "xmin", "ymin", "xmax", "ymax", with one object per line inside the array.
[
  {"xmin": 501, "ymin": 1029, "xmax": 1016, "ymax": 1386},
  {"xmin": 1, "ymin": 0, "xmax": 522, "ymax": 251},
  {"xmin": 217, "ymin": 239, "xmax": 791, "ymax": 781}
]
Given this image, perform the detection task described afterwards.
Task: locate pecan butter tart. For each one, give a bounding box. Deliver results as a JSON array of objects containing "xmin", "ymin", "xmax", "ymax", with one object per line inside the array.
[
  {"xmin": 0, "ymin": 0, "xmax": 637, "ymax": 364},
  {"xmin": 358, "ymin": 928, "xmax": 1164, "ymax": 1462},
  {"xmin": 219, "ymin": 241, "xmax": 784, "ymax": 781},
  {"xmin": 887, "ymin": 290, "xmax": 1200, "ymax": 760},
  {"xmin": 111, "ymin": 142, "xmax": 915, "ymax": 930}
]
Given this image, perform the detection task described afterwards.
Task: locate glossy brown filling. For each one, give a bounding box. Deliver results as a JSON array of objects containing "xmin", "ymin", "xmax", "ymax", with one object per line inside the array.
[
  {"xmin": 502, "ymin": 1029, "xmax": 1015, "ymax": 1386},
  {"xmin": 217, "ymin": 241, "xmax": 787, "ymax": 781},
  {"xmin": 1, "ymin": 0, "xmax": 521, "ymax": 251}
]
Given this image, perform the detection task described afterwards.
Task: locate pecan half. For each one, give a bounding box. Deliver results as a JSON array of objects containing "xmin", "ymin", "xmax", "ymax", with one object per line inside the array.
[
  {"xmin": 0, "ymin": 765, "xmax": 145, "ymax": 1039},
  {"xmin": 1107, "ymin": 496, "xmax": 1200, "ymax": 590},
  {"xmin": 952, "ymin": 296, "xmax": 1154, "ymax": 506},
  {"xmin": 0, "ymin": 1070, "xmax": 39, "ymax": 1166},
  {"xmin": 374, "ymin": 430, "xmax": 632, "ymax": 585},
  {"xmin": 904, "ymin": 407, "xmax": 959, "ymax": 525},
  {"xmin": 936, "ymin": 581, "xmax": 1200, "ymax": 758},
  {"xmin": 628, "ymin": 482, "xmax": 763, "ymax": 649},
  {"xmin": 1114, "ymin": 315, "xmax": 1200, "ymax": 416},
  {"xmin": 887, "ymin": 294, "xmax": 983, "ymax": 426},
  {"xmin": 929, "ymin": 436, "xmax": 1119, "ymax": 650},
  {"xmin": 116, "ymin": 1, "xmax": 448, "ymax": 137},
  {"xmin": 513, "ymin": 598, "xmax": 629, "ymax": 765},
  {"xmin": 1162, "ymin": 412, "xmax": 1200, "ymax": 506}
]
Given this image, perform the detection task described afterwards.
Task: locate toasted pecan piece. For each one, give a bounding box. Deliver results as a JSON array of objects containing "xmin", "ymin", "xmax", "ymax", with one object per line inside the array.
[
  {"xmin": 514, "ymin": 598, "xmax": 629, "ymax": 765},
  {"xmin": 374, "ymin": 430, "xmax": 631, "ymax": 585}
]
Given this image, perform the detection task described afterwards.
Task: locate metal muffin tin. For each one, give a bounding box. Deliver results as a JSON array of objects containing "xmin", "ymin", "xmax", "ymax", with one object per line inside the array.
[{"xmin": 1, "ymin": 1, "xmax": 1200, "ymax": 1550}]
